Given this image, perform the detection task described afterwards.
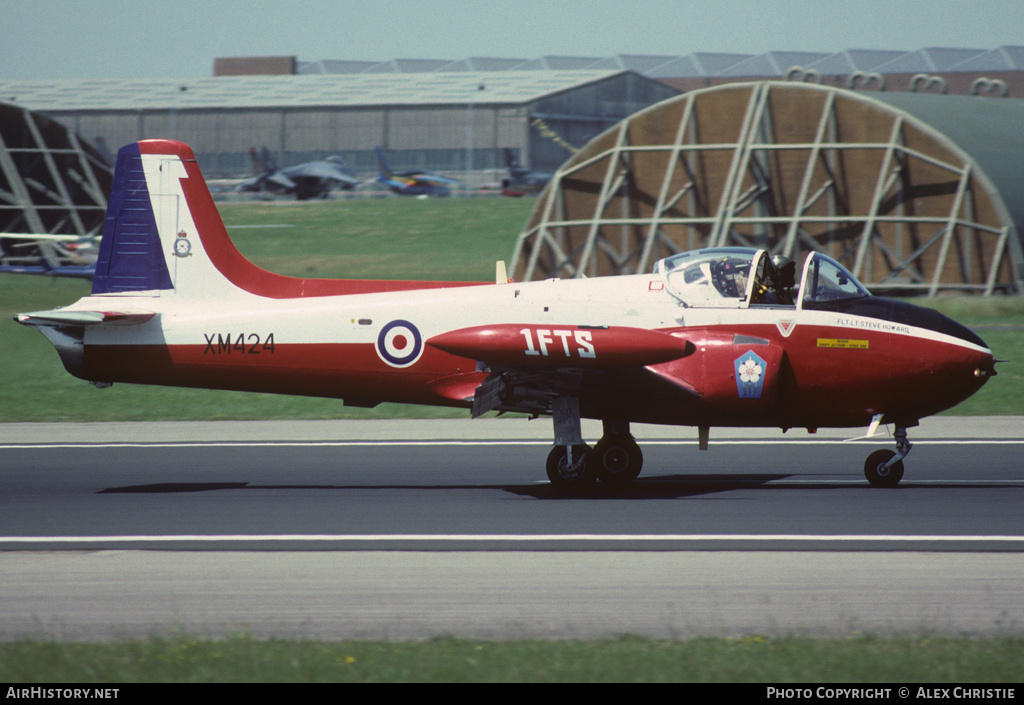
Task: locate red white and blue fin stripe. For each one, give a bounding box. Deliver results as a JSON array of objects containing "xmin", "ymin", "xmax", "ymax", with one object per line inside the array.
[{"xmin": 91, "ymin": 142, "xmax": 174, "ymax": 295}]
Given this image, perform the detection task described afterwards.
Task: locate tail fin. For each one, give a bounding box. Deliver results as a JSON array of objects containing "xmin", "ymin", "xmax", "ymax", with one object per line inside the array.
[
  {"xmin": 247, "ymin": 145, "xmax": 276, "ymax": 174},
  {"xmin": 504, "ymin": 148, "xmax": 520, "ymax": 170},
  {"xmin": 91, "ymin": 142, "xmax": 177, "ymax": 295},
  {"xmin": 248, "ymin": 146, "xmax": 261, "ymax": 175},
  {"xmin": 504, "ymin": 148, "xmax": 527, "ymax": 176},
  {"xmin": 92, "ymin": 139, "xmax": 293, "ymax": 299},
  {"xmin": 374, "ymin": 146, "xmax": 394, "ymax": 179},
  {"xmin": 260, "ymin": 146, "xmax": 278, "ymax": 173},
  {"xmin": 91, "ymin": 140, "xmax": 483, "ymax": 300}
]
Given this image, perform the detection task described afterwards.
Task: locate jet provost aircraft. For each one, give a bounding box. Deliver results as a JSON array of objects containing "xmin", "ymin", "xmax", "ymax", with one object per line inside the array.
[{"xmin": 17, "ymin": 140, "xmax": 997, "ymax": 489}]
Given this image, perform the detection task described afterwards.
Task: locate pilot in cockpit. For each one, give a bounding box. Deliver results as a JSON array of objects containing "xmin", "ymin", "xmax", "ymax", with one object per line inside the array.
[
  {"xmin": 710, "ymin": 257, "xmax": 749, "ymax": 298},
  {"xmin": 751, "ymin": 255, "xmax": 796, "ymax": 305},
  {"xmin": 669, "ymin": 254, "xmax": 750, "ymax": 303}
]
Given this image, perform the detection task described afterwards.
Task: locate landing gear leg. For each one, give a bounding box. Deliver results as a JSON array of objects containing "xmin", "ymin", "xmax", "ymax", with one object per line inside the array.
[
  {"xmin": 590, "ymin": 420, "xmax": 643, "ymax": 485},
  {"xmin": 545, "ymin": 397, "xmax": 594, "ymax": 487},
  {"xmin": 864, "ymin": 425, "xmax": 913, "ymax": 488}
]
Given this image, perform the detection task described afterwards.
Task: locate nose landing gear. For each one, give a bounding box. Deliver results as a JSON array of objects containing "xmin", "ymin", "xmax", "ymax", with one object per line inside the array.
[{"xmin": 864, "ymin": 426, "xmax": 913, "ymax": 488}]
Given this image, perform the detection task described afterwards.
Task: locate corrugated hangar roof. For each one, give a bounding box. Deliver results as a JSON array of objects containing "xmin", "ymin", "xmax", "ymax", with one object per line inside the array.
[
  {"xmin": 5, "ymin": 47, "xmax": 1022, "ymax": 114},
  {"xmin": 715, "ymin": 51, "xmax": 831, "ymax": 76},
  {"xmin": 0, "ymin": 70, "xmax": 627, "ymax": 112},
  {"xmin": 288, "ymin": 47, "xmax": 1024, "ymax": 79},
  {"xmin": 804, "ymin": 49, "xmax": 911, "ymax": 75},
  {"xmin": 952, "ymin": 45, "xmax": 1024, "ymax": 71},
  {"xmin": 646, "ymin": 53, "xmax": 756, "ymax": 78},
  {"xmin": 873, "ymin": 47, "xmax": 993, "ymax": 73}
]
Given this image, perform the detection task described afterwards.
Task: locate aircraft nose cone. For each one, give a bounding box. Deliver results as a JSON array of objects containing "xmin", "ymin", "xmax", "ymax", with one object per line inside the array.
[
  {"xmin": 889, "ymin": 306, "xmax": 997, "ymax": 418},
  {"xmin": 944, "ymin": 338, "xmax": 997, "ymax": 411},
  {"xmin": 973, "ymin": 346, "xmax": 997, "ymax": 382}
]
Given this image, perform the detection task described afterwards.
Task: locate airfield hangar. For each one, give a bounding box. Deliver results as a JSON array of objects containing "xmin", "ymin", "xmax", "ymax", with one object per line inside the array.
[
  {"xmin": 2, "ymin": 48, "xmax": 1024, "ymax": 295},
  {"xmin": 0, "ymin": 101, "xmax": 111, "ymax": 241},
  {"xmin": 0, "ymin": 70, "xmax": 678, "ymax": 180},
  {"xmin": 511, "ymin": 81, "xmax": 1024, "ymax": 296}
]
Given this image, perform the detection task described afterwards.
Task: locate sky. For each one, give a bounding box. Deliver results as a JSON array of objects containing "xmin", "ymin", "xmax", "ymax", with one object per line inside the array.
[{"xmin": 3, "ymin": 0, "xmax": 1023, "ymax": 80}]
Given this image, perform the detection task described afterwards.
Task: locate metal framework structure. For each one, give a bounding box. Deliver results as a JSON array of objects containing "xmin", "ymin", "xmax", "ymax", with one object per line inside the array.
[
  {"xmin": 0, "ymin": 102, "xmax": 111, "ymax": 268},
  {"xmin": 511, "ymin": 82, "xmax": 1024, "ymax": 295}
]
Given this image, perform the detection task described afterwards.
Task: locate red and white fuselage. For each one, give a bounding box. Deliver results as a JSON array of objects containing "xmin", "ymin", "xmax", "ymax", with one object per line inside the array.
[{"xmin": 17, "ymin": 140, "xmax": 995, "ymax": 486}]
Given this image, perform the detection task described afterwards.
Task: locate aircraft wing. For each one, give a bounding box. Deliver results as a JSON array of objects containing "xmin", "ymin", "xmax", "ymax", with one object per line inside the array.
[
  {"xmin": 15, "ymin": 309, "xmax": 155, "ymax": 327},
  {"xmin": 378, "ymin": 175, "xmax": 417, "ymax": 190},
  {"xmin": 396, "ymin": 170, "xmax": 459, "ymax": 186},
  {"xmin": 283, "ymin": 162, "xmax": 360, "ymax": 186},
  {"xmin": 0, "ymin": 233, "xmax": 91, "ymax": 243},
  {"xmin": 265, "ymin": 172, "xmax": 297, "ymax": 190},
  {"xmin": 468, "ymin": 362, "xmax": 700, "ymax": 419},
  {"xmin": 236, "ymin": 174, "xmax": 266, "ymax": 191},
  {"xmin": 0, "ymin": 263, "xmax": 96, "ymax": 279},
  {"xmin": 421, "ymin": 174, "xmax": 460, "ymax": 186},
  {"xmin": 426, "ymin": 324, "xmax": 698, "ymax": 417}
]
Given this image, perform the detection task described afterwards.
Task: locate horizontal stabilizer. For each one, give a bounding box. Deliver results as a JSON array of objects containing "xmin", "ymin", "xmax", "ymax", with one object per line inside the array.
[{"xmin": 15, "ymin": 310, "xmax": 155, "ymax": 327}]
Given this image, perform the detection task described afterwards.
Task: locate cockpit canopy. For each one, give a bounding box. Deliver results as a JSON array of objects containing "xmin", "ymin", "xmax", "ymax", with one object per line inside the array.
[{"xmin": 653, "ymin": 247, "xmax": 870, "ymax": 309}]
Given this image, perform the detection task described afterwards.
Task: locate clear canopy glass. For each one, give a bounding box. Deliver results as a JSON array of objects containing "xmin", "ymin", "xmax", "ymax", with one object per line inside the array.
[{"xmin": 654, "ymin": 248, "xmax": 869, "ymax": 309}]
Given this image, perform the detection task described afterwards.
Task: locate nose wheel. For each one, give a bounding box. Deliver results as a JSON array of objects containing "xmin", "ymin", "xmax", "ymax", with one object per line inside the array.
[{"xmin": 864, "ymin": 426, "xmax": 912, "ymax": 488}]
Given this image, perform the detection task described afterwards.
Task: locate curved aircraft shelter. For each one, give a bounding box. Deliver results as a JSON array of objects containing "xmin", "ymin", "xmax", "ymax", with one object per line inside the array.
[
  {"xmin": 0, "ymin": 101, "xmax": 112, "ymax": 269},
  {"xmin": 511, "ymin": 81, "xmax": 1024, "ymax": 296}
]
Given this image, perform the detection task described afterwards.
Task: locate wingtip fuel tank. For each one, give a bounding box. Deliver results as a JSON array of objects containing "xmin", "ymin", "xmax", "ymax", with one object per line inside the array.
[{"xmin": 427, "ymin": 324, "xmax": 695, "ymax": 368}]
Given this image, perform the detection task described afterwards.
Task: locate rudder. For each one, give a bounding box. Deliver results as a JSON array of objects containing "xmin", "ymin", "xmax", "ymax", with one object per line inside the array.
[{"xmin": 91, "ymin": 142, "xmax": 174, "ymax": 295}]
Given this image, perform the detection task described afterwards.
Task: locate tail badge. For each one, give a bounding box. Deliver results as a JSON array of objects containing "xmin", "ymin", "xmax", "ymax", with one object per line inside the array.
[{"xmin": 173, "ymin": 230, "xmax": 192, "ymax": 257}]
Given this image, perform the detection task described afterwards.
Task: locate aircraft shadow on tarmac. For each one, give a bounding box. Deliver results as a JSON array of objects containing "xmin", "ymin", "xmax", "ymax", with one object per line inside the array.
[
  {"xmin": 97, "ymin": 475, "xmax": 1019, "ymax": 499},
  {"xmin": 98, "ymin": 473, "xmax": 832, "ymax": 500}
]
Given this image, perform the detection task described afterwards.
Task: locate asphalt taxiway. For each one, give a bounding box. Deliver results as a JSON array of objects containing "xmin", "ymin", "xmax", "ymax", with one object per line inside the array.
[{"xmin": 1, "ymin": 417, "xmax": 1022, "ymax": 640}]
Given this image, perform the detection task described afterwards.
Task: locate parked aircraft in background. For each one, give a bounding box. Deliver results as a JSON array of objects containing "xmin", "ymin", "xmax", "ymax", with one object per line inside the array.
[
  {"xmin": 501, "ymin": 149, "xmax": 552, "ymax": 197},
  {"xmin": 0, "ymin": 233, "xmax": 98, "ymax": 278},
  {"xmin": 18, "ymin": 140, "xmax": 997, "ymax": 491},
  {"xmin": 374, "ymin": 146, "xmax": 459, "ymax": 197},
  {"xmin": 237, "ymin": 146, "xmax": 359, "ymax": 200}
]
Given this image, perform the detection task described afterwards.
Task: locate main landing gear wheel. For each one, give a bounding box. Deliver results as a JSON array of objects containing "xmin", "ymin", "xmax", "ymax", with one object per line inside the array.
[
  {"xmin": 546, "ymin": 444, "xmax": 595, "ymax": 487},
  {"xmin": 590, "ymin": 435, "xmax": 643, "ymax": 485},
  {"xmin": 864, "ymin": 449, "xmax": 904, "ymax": 488}
]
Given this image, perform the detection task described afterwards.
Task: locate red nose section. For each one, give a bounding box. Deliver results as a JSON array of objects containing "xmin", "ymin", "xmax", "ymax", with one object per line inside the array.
[{"xmin": 427, "ymin": 324, "xmax": 694, "ymax": 368}]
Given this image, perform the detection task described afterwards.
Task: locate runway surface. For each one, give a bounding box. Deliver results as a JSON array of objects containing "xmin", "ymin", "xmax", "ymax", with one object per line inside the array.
[{"xmin": 1, "ymin": 417, "xmax": 1022, "ymax": 640}]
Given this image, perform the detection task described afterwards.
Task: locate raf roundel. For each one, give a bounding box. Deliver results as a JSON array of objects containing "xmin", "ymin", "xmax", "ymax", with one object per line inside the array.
[{"xmin": 376, "ymin": 319, "xmax": 424, "ymax": 368}]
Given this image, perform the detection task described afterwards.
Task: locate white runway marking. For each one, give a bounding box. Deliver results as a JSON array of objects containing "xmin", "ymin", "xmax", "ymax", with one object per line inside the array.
[
  {"xmin": 2, "ymin": 534, "xmax": 1023, "ymax": 545},
  {"xmin": 3, "ymin": 439, "xmax": 1023, "ymax": 450}
]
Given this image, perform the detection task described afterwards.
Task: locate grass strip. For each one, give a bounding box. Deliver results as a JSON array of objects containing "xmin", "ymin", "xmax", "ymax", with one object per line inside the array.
[{"xmin": 1, "ymin": 635, "xmax": 1022, "ymax": 683}]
